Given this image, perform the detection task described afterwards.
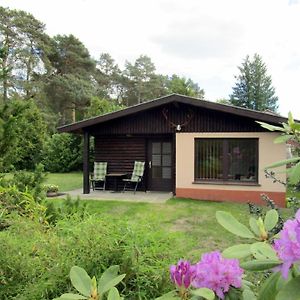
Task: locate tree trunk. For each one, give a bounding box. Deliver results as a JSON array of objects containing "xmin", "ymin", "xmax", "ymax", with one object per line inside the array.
[
  {"xmin": 1, "ymin": 35, "xmax": 10, "ymax": 103},
  {"xmin": 72, "ymin": 102, "xmax": 76, "ymax": 123},
  {"xmin": 25, "ymin": 41, "xmax": 34, "ymax": 99},
  {"xmin": 2, "ymin": 52, "xmax": 8, "ymax": 103}
]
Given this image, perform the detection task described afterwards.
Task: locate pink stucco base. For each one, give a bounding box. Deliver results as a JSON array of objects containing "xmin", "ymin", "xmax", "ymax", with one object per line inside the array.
[{"xmin": 176, "ymin": 188, "xmax": 286, "ymax": 208}]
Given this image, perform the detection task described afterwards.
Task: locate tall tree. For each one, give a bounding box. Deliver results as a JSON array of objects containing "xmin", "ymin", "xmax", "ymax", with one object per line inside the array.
[
  {"xmin": 167, "ymin": 74, "xmax": 205, "ymax": 99},
  {"xmin": 46, "ymin": 34, "xmax": 96, "ymax": 123},
  {"xmin": 0, "ymin": 6, "xmax": 51, "ymax": 102},
  {"xmin": 49, "ymin": 34, "xmax": 95, "ymax": 76},
  {"xmin": 45, "ymin": 74, "xmax": 94, "ymax": 124},
  {"xmin": 123, "ymin": 55, "xmax": 166, "ymax": 105},
  {"xmin": 215, "ymin": 98, "xmax": 231, "ymax": 105},
  {"xmin": 84, "ymin": 96, "xmax": 124, "ymax": 119},
  {"xmin": 95, "ymin": 53, "xmax": 122, "ymax": 99},
  {"xmin": 229, "ymin": 54, "xmax": 278, "ymax": 112}
]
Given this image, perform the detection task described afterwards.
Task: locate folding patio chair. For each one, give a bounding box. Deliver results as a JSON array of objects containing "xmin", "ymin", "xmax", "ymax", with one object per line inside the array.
[
  {"xmin": 122, "ymin": 161, "xmax": 145, "ymax": 194},
  {"xmin": 90, "ymin": 162, "xmax": 107, "ymax": 191}
]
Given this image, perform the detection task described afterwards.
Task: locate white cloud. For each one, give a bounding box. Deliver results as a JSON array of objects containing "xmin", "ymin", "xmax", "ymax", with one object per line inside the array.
[{"xmin": 152, "ymin": 16, "xmax": 244, "ymax": 59}]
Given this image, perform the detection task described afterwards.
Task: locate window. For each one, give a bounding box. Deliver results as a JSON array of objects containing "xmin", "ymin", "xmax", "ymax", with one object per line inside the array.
[{"xmin": 195, "ymin": 138, "xmax": 258, "ymax": 183}]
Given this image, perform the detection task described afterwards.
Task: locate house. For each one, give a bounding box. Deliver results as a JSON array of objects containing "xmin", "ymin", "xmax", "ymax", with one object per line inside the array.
[{"xmin": 58, "ymin": 94, "xmax": 287, "ymax": 207}]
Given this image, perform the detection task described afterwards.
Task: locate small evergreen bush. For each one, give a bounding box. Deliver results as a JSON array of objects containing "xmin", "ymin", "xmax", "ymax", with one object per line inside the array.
[{"xmin": 42, "ymin": 133, "xmax": 82, "ymax": 172}]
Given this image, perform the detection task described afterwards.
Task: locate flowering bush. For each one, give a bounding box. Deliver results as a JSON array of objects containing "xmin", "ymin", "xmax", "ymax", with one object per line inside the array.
[
  {"xmin": 273, "ymin": 209, "xmax": 300, "ymax": 279},
  {"xmin": 170, "ymin": 260, "xmax": 196, "ymax": 290},
  {"xmin": 168, "ymin": 252, "xmax": 244, "ymax": 300},
  {"xmin": 193, "ymin": 251, "xmax": 243, "ymax": 299}
]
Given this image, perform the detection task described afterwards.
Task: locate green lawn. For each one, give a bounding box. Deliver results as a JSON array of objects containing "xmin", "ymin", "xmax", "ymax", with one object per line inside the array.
[
  {"xmin": 2, "ymin": 172, "xmax": 83, "ymax": 192},
  {"xmin": 45, "ymin": 172, "xmax": 82, "ymax": 192},
  {"xmin": 48, "ymin": 197, "xmax": 293, "ymax": 259}
]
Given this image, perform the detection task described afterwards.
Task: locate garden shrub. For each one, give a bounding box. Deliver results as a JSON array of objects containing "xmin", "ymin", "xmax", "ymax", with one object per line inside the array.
[
  {"xmin": 0, "ymin": 99, "xmax": 47, "ymax": 171},
  {"xmin": 44, "ymin": 195, "xmax": 87, "ymax": 225},
  {"xmin": 0, "ymin": 164, "xmax": 47, "ymax": 202},
  {"xmin": 0, "ymin": 212, "xmax": 183, "ymax": 300},
  {"xmin": 42, "ymin": 133, "xmax": 82, "ymax": 172}
]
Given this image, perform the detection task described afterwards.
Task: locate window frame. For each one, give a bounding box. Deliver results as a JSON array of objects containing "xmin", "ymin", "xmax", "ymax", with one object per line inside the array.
[{"xmin": 194, "ymin": 138, "xmax": 259, "ymax": 185}]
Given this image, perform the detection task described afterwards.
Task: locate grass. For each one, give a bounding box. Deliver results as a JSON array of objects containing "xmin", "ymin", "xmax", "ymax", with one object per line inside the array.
[
  {"xmin": 44, "ymin": 172, "xmax": 82, "ymax": 192},
  {"xmin": 2, "ymin": 172, "xmax": 83, "ymax": 192},
  {"xmin": 45, "ymin": 196, "xmax": 294, "ymax": 296},
  {"xmin": 48, "ymin": 197, "xmax": 282, "ymax": 260}
]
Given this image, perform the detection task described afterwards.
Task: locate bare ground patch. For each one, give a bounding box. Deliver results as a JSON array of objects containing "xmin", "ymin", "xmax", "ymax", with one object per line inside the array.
[{"xmin": 170, "ymin": 215, "xmax": 209, "ymax": 232}]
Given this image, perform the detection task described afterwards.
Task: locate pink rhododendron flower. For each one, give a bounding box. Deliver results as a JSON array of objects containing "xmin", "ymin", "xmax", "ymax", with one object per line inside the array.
[
  {"xmin": 170, "ymin": 260, "xmax": 196, "ymax": 289},
  {"xmin": 192, "ymin": 251, "xmax": 243, "ymax": 299},
  {"xmin": 273, "ymin": 209, "xmax": 300, "ymax": 279}
]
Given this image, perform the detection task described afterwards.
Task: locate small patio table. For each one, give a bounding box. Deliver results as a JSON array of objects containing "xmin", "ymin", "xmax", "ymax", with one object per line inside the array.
[{"xmin": 105, "ymin": 173, "xmax": 127, "ymax": 192}]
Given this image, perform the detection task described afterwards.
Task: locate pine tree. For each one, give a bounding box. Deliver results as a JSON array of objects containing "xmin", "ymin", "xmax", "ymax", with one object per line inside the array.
[{"xmin": 229, "ymin": 54, "xmax": 278, "ymax": 112}]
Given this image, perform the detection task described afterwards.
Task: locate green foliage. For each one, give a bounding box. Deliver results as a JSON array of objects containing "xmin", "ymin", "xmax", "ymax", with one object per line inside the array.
[
  {"xmin": 95, "ymin": 53, "xmax": 123, "ymax": 99},
  {"xmin": 123, "ymin": 55, "xmax": 164, "ymax": 105},
  {"xmin": 42, "ymin": 133, "xmax": 82, "ymax": 172},
  {"xmin": 1, "ymin": 5, "xmax": 207, "ymax": 127},
  {"xmin": 45, "ymin": 34, "xmax": 96, "ymax": 124},
  {"xmin": 222, "ymin": 244, "xmax": 252, "ymax": 259},
  {"xmin": 216, "ymin": 211, "xmax": 255, "ymax": 239},
  {"xmin": 248, "ymin": 194, "xmax": 285, "ymax": 235},
  {"xmin": 0, "ymin": 6, "xmax": 51, "ymax": 102},
  {"xmin": 257, "ymin": 112, "xmax": 300, "ymax": 209},
  {"xmin": 45, "ymin": 73, "xmax": 95, "ymax": 124},
  {"xmin": 98, "ymin": 265, "xmax": 125, "ymax": 295},
  {"xmin": 53, "ymin": 265, "xmax": 126, "ymax": 300},
  {"xmin": 0, "ymin": 164, "xmax": 47, "ymax": 202},
  {"xmin": 257, "ymin": 272, "xmax": 281, "ymax": 300},
  {"xmin": 44, "ymin": 196, "xmax": 87, "ymax": 225},
  {"xmin": 0, "ymin": 99, "xmax": 47, "ymax": 171},
  {"xmin": 217, "ymin": 208, "xmax": 280, "ymax": 247},
  {"xmin": 191, "ymin": 288, "xmax": 215, "ymax": 300},
  {"xmin": 44, "ymin": 172, "xmax": 82, "ymax": 192},
  {"xmin": 216, "ymin": 207, "xmax": 300, "ymax": 299},
  {"xmin": 0, "ymin": 185, "xmax": 46, "ymax": 224},
  {"xmin": 276, "ymin": 275, "xmax": 300, "ymax": 300},
  {"xmin": 49, "ymin": 34, "xmax": 95, "ymax": 77},
  {"xmin": 0, "ymin": 165, "xmax": 47, "ymax": 226},
  {"xmin": 264, "ymin": 209, "xmax": 279, "ymax": 231},
  {"xmin": 240, "ymin": 260, "xmax": 281, "ymax": 272},
  {"xmin": 251, "ymin": 242, "xmax": 278, "ymax": 260},
  {"xmin": 215, "ymin": 98, "xmax": 231, "ymax": 105},
  {"xmin": 44, "ymin": 184, "xmax": 59, "ymax": 193},
  {"xmin": 166, "ymin": 74, "xmax": 205, "ymax": 99},
  {"xmin": 1, "ymin": 6, "xmax": 206, "ymax": 129},
  {"xmin": 0, "ymin": 210, "xmax": 182, "ymax": 299},
  {"xmin": 229, "ymin": 53, "xmax": 278, "ymax": 112},
  {"xmin": 84, "ymin": 97, "xmax": 125, "ymax": 119}
]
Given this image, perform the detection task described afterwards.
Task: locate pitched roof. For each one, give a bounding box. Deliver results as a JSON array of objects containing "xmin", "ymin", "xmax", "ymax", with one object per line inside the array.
[{"xmin": 58, "ymin": 93, "xmax": 287, "ymax": 133}]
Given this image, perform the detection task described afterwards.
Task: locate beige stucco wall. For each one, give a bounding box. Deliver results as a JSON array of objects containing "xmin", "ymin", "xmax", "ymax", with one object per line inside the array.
[{"xmin": 176, "ymin": 132, "xmax": 286, "ymax": 192}]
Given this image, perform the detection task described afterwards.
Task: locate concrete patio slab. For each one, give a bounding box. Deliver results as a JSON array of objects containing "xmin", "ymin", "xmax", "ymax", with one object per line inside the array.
[{"xmin": 57, "ymin": 189, "xmax": 173, "ymax": 204}]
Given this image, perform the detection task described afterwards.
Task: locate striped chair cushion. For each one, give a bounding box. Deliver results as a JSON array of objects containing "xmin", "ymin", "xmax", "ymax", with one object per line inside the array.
[
  {"xmin": 131, "ymin": 161, "xmax": 145, "ymax": 182},
  {"xmin": 93, "ymin": 162, "xmax": 107, "ymax": 181}
]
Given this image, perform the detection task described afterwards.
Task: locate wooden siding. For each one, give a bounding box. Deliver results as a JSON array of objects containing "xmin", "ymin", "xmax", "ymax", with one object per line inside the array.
[
  {"xmin": 58, "ymin": 94, "xmax": 287, "ymax": 134},
  {"xmin": 89, "ymin": 102, "xmax": 267, "ymax": 136},
  {"xmin": 94, "ymin": 136, "xmax": 146, "ymax": 190}
]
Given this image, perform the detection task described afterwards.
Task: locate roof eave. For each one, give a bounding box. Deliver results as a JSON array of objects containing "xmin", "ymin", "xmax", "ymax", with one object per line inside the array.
[{"xmin": 57, "ymin": 94, "xmax": 287, "ymax": 133}]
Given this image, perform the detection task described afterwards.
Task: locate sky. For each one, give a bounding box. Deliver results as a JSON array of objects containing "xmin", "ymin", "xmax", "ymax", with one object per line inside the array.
[{"xmin": 2, "ymin": 0, "xmax": 300, "ymax": 119}]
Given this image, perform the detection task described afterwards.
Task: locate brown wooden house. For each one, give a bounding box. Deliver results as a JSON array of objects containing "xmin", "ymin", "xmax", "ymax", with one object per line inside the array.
[{"xmin": 58, "ymin": 94, "xmax": 287, "ymax": 207}]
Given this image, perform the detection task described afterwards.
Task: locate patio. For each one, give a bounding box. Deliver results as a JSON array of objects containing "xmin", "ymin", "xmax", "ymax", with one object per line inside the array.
[{"xmin": 57, "ymin": 189, "xmax": 173, "ymax": 204}]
